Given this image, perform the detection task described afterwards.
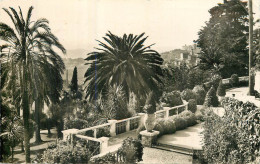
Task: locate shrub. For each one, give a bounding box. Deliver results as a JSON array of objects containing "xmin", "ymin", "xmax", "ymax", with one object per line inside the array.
[
  {"xmin": 193, "ymin": 85, "xmax": 206, "ymax": 105},
  {"xmin": 118, "ymin": 137, "xmax": 143, "ymax": 163},
  {"xmin": 230, "ymin": 74, "xmax": 239, "ymax": 87},
  {"xmin": 217, "ymin": 80, "xmax": 226, "ymax": 96},
  {"xmin": 181, "ymin": 89, "xmax": 197, "ymax": 101},
  {"xmin": 171, "ymin": 115, "xmax": 187, "ymax": 131},
  {"xmin": 210, "ymin": 74, "xmax": 222, "ymax": 89},
  {"xmin": 89, "ymin": 153, "xmax": 117, "ymax": 164},
  {"xmin": 161, "ymin": 91, "xmax": 183, "ymax": 107},
  {"xmin": 179, "ymin": 110, "xmax": 197, "ymax": 127},
  {"xmin": 40, "ymin": 140, "xmax": 91, "ymax": 163},
  {"xmin": 64, "ymin": 117, "xmax": 89, "ymax": 130},
  {"xmin": 254, "ymin": 90, "xmax": 260, "ymax": 98},
  {"xmin": 202, "ymin": 98, "xmax": 260, "ymax": 163},
  {"xmin": 188, "ymin": 99, "xmax": 197, "ymax": 113},
  {"xmin": 154, "ymin": 118, "xmax": 176, "ymax": 136},
  {"xmin": 204, "ymin": 86, "xmax": 219, "ymax": 107}
]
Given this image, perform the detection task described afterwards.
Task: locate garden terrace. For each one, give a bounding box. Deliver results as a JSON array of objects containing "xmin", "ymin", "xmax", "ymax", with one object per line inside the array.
[{"xmin": 62, "ymin": 102, "xmax": 188, "ymax": 156}]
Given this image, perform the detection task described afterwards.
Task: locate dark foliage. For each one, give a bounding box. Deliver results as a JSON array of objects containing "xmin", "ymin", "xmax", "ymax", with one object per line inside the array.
[
  {"xmin": 195, "ymin": 0, "xmax": 249, "ymax": 78},
  {"xmin": 84, "ymin": 32, "xmax": 164, "ymax": 110},
  {"xmin": 217, "ymin": 80, "xmax": 226, "ymax": 96},
  {"xmin": 193, "ymin": 85, "xmax": 206, "ymax": 105},
  {"xmin": 204, "ymin": 86, "xmax": 219, "ymax": 107},
  {"xmin": 70, "ymin": 67, "xmax": 78, "ymax": 93},
  {"xmin": 161, "ymin": 91, "xmax": 183, "ymax": 107},
  {"xmin": 202, "ymin": 98, "xmax": 260, "ymax": 163},
  {"xmin": 188, "ymin": 99, "xmax": 197, "ymax": 113}
]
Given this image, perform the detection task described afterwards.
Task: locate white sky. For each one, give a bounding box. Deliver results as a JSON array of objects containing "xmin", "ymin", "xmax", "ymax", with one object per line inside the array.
[{"xmin": 0, "ymin": 0, "xmax": 259, "ymax": 58}]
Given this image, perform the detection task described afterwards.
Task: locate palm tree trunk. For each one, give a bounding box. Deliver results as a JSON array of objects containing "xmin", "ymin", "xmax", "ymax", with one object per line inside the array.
[
  {"xmin": 34, "ymin": 98, "xmax": 42, "ymax": 143},
  {"xmin": 22, "ymin": 61, "xmax": 31, "ymax": 163},
  {"xmin": 22, "ymin": 89, "xmax": 30, "ymax": 163}
]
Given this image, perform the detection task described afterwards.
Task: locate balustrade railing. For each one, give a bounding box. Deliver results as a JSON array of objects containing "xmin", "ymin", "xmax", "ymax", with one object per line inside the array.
[{"xmin": 62, "ymin": 102, "xmax": 188, "ymax": 155}]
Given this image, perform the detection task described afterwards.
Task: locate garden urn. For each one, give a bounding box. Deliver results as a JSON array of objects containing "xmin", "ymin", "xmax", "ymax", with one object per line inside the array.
[{"xmin": 144, "ymin": 113, "xmax": 156, "ymax": 132}]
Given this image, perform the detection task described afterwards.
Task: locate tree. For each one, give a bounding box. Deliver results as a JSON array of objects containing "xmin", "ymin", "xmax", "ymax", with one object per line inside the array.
[
  {"xmin": 0, "ymin": 7, "xmax": 65, "ymax": 162},
  {"xmin": 84, "ymin": 32, "xmax": 164, "ymax": 109},
  {"xmin": 195, "ymin": 0, "xmax": 249, "ymax": 78},
  {"xmin": 217, "ymin": 80, "xmax": 226, "ymax": 96},
  {"xmin": 204, "ymin": 86, "xmax": 219, "ymax": 107},
  {"xmin": 253, "ymin": 28, "xmax": 260, "ymax": 70},
  {"xmin": 70, "ymin": 66, "xmax": 78, "ymax": 93}
]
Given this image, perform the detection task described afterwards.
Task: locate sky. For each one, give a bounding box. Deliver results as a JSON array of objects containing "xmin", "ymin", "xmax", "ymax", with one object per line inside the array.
[{"xmin": 0, "ymin": 0, "xmax": 260, "ymax": 58}]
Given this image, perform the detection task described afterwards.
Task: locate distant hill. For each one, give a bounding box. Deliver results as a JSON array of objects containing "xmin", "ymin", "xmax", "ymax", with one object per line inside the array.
[
  {"xmin": 160, "ymin": 49, "xmax": 188, "ymax": 62},
  {"xmin": 62, "ymin": 58, "xmax": 89, "ymax": 86}
]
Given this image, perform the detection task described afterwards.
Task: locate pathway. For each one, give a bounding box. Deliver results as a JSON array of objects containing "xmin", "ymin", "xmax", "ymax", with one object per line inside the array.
[
  {"xmin": 226, "ymin": 87, "xmax": 260, "ymax": 107},
  {"xmin": 140, "ymin": 147, "xmax": 192, "ymax": 164},
  {"xmin": 12, "ymin": 128, "xmax": 57, "ymax": 163},
  {"xmin": 157, "ymin": 124, "xmax": 203, "ymax": 150}
]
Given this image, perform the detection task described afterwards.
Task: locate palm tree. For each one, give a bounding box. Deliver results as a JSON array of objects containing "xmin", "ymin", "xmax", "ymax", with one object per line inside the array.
[
  {"xmin": 0, "ymin": 6, "xmax": 65, "ymax": 162},
  {"xmin": 84, "ymin": 32, "xmax": 164, "ymax": 108}
]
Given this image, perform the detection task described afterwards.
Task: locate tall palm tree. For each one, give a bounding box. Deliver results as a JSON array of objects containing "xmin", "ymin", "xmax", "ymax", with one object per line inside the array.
[
  {"xmin": 0, "ymin": 6, "xmax": 65, "ymax": 162},
  {"xmin": 84, "ymin": 32, "xmax": 163, "ymax": 108}
]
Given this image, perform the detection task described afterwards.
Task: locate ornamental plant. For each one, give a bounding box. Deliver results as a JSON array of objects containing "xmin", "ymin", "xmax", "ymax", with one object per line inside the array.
[
  {"xmin": 204, "ymin": 86, "xmax": 219, "ymax": 107},
  {"xmin": 188, "ymin": 99, "xmax": 197, "ymax": 113},
  {"xmin": 230, "ymin": 74, "xmax": 239, "ymax": 87},
  {"xmin": 181, "ymin": 89, "xmax": 197, "ymax": 102},
  {"xmin": 118, "ymin": 137, "xmax": 144, "ymax": 163},
  {"xmin": 161, "ymin": 91, "xmax": 183, "ymax": 107},
  {"xmin": 202, "ymin": 98, "xmax": 260, "ymax": 163},
  {"xmin": 193, "ymin": 85, "xmax": 206, "ymax": 105},
  {"xmin": 217, "ymin": 80, "xmax": 226, "ymax": 97}
]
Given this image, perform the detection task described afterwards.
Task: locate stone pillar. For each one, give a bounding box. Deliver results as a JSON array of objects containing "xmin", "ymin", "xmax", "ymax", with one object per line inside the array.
[
  {"xmin": 255, "ymin": 71, "xmax": 260, "ymax": 93},
  {"xmin": 140, "ymin": 130, "xmax": 160, "ymax": 147},
  {"xmin": 62, "ymin": 129, "xmax": 79, "ymax": 141},
  {"xmin": 126, "ymin": 120, "xmax": 130, "ymax": 132},
  {"xmin": 99, "ymin": 137, "xmax": 109, "ymax": 154},
  {"xmin": 108, "ymin": 120, "xmax": 117, "ymax": 136},
  {"xmin": 93, "ymin": 129, "xmax": 97, "ymax": 138},
  {"xmin": 164, "ymin": 107, "xmax": 169, "ymax": 118}
]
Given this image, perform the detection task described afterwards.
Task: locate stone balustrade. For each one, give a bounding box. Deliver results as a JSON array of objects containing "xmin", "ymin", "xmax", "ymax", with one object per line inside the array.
[{"xmin": 62, "ymin": 102, "xmax": 189, "ymax": 155}]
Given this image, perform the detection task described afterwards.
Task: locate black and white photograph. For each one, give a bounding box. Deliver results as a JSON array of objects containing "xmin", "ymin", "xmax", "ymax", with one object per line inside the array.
[{"xmin": 0, "ymin": 0, "xmax": 260, "ymax": 163}]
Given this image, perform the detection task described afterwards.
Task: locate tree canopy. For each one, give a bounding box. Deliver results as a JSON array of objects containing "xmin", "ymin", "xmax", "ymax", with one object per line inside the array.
[
  {"xmin": 84, "ymin": 32, "xmax": 164, "ymax": 105},
  {"xmin": 195, "ymin": 0, "xmax": 249, "ymax": 78}
]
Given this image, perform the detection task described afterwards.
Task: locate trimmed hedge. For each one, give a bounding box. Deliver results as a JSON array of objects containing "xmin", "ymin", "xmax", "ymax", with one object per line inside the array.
[
  {"xmin": 204, "ymin": 86, "xmax": 219, "ymax": 107},
  {"xmin": 188, "ymin": 99, "xmax": 197, "ymax": 113},
  {"xmin": 154, "ymin": 110, "xmax": 198, "ymax": 136},
  {"xmin": 217, "ymin": 80, "xmax": 226, "ymax": 97},
  {"xmin": 193, "ymin": 85, "xmax": 206, "ymax": 105},
  {"xmin": 230, "ymin": 74, "xmax": 239, "ymax": 87},
  {"xmin": 202, "ymin": 97, "xmax": 260, "ymax": 163}
]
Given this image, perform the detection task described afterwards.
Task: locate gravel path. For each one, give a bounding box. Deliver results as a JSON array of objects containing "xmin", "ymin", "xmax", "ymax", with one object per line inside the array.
[{"xmin": 140, "ymin": 147, "xmax": 192, "ymax": 164}]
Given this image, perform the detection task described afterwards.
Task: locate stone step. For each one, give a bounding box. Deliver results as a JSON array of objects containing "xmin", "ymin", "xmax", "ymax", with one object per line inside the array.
[{"xmin": 153, "ymin": 144, "xmax": 194, "ymax": 156}]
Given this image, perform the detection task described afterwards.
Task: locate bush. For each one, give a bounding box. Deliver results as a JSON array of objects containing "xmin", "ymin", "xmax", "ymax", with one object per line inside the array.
[
  {"xmin": 118, "ymin": 137, "xmax": 143, "ymax": 163},
  {"xmin": 217, "ymin": 80, "xmax": 226, "ymax": 97},
  {"xmin": 161, "ymin": 91, "xmax": 183, "ymax": 107},
  {"xmin": 188, "ymin": 99, "xmax": 197, "ymax": 113},
  {"xmin": 254, "ymin": 90, "xmax": 260, "ymax": 98},
  {"xmin": 89, "ymin": 152, "xmax": 117, "ymax": 164},
  {"xmin": 179, "ymin": 110, "xmax": 197, "ymax": 127},
  {"xmin": 230, "ymin": 74, "xmax": 239, "ymax": 87},
  {"xmin": 193, "ymin": 85, "xmax": 206, "ymax": 105},
  {"xmin": 202, "ymin": 98, "xmax": 260, "ymax": 163},
  {"xmin": 181, "ymin": 89, "xmax": 197, "ymax": 101},
  {"xmin": 204, "ymin": 86, "xmax": 219, "ymax": 107},
  {"xmin": 39, "ymin": 140, "xmax": 91, "ymax": 163},
  {"xmin": 154, "ymin": 118, "xmax": 176, "ymax": 136}
]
